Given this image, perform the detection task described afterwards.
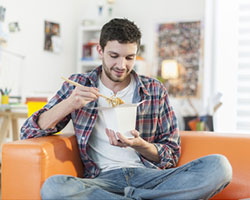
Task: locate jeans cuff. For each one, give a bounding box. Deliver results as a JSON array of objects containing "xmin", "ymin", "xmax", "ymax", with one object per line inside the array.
[{"xmin": 124, "ymin": 186, "xmax": 134, "ymax": 198}]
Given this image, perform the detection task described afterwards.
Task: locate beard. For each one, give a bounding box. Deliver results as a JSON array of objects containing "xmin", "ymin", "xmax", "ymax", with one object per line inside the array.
[{"xmin": 102, "ymin": 59, "xmax": 132, "ymax": 83}]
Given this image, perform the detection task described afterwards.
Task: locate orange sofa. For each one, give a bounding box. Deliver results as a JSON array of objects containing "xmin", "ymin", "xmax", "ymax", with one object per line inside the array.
[{"xmin": 2, "ymin": 131, "xmax": 250, "ymax": 200}]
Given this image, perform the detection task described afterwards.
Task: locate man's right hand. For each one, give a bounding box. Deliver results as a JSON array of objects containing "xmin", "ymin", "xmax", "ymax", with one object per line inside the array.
[
  {"xmin": 38, "ymin": 85, "xmax": 99, "ymax": 130},
  {"xmin": 66, "ymin": 85, "xmax": 99, "ymax": 110}
]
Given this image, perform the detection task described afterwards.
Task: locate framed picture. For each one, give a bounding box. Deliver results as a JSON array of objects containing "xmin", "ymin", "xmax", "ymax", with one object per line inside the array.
[
  {"xmin": 44, "ymin": 21, "xmax": 62, "ymax": 53},
  {"xmin": 157, "ymin": 21, "xmax": 202, "ymax": 97}
]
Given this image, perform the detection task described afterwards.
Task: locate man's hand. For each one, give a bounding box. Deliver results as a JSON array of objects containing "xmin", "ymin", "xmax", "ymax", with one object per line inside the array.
[
  {"xmin": 66, "ymin": 85, "xmax": 99, "ymax": 110},
  {"xmin": 105, "ymin": 129, "xmax": 145, "ymax": 148},
  {"xmin": 38, "ymin": 85, "xmax": 99, "ymax": 130},
  {"xmin": 105, "ymin": 129, "xmax": 160, "ymax": 163}
]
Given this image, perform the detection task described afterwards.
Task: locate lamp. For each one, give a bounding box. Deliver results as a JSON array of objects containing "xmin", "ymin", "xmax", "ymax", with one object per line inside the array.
[
  {"xmin": 161, "ymin": 59, "xmax": 179, "ymax": 79},
  {"xmin": 160, "ymin": 59, "xmax": 182, "ymax": 95}
]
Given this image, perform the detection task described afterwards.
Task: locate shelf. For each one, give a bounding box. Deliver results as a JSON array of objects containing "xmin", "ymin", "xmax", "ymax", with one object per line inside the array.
[{"xmin": 77, "ymin": 24, "xmax": 102, "ymax": 73}]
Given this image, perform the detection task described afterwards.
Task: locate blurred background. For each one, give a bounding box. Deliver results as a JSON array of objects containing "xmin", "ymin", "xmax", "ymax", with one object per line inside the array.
[{"xmin": 0, "ymin": 0, "xmax": 249, "ymax": 134}]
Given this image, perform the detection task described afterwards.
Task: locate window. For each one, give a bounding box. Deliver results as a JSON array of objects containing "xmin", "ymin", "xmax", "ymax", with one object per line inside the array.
[
  {"xmin": 236, "ymin": 0, "xmax": 250, "ymax": 132},
  {"xmin": 205, "ymin": 0, "xmax": 250, "ymax": 133}
]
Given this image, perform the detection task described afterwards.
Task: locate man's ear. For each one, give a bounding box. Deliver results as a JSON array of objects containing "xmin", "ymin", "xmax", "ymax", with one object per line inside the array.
[{"xmin": 96, "ymin": 44, "xmax": 103, "ymax": 58}]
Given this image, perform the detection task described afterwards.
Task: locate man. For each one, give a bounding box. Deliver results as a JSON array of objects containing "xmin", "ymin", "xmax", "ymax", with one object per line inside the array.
[{"xmin": 21, "ymin": 18, "xmax": 232, "ymax": 200}]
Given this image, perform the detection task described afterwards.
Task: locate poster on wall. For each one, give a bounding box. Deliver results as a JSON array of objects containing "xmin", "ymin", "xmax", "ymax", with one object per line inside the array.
[
  {"xmin": 44, "ymin": 21, "xmax": 62, "ymax": 53},
  {"xmin": 157, "ymin": 21, "xmax": 202, "ymax": 97}
]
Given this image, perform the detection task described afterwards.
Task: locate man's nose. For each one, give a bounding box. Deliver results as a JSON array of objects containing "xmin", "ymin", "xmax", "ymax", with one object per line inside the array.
[{"xmin": 117, "ymin": 57, "xmax": 126, "ymax": 69}]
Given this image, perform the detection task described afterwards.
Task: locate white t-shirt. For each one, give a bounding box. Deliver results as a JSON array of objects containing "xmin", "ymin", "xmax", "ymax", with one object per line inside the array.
[{"xmin": 87, "ymin": 75, "xmax": 146, "ymax": 172}]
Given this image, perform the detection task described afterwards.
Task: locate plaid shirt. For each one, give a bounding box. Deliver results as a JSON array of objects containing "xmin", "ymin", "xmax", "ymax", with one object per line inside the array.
[{"xmin": 21, "ymin": 66, "xmax": 180, "ymax": 178}]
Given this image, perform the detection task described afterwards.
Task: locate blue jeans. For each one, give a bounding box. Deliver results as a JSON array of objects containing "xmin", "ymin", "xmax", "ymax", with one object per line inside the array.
[{"xmin": 41, "ymin": 154, "xmax": 232, "ymax": 200}]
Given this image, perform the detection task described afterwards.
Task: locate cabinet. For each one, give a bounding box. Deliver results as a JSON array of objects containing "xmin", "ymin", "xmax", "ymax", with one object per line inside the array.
[{"xmin": 76, "ymin": 25, "xmax": 102, "ymax": 73}]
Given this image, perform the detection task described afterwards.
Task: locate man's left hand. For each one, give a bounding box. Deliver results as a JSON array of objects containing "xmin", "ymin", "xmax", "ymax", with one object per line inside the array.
[
  {"xmin": 105, "ymin": 128, "xmax": 160, "ymax": 163},
  {"xmin": 105, "ymin": 129, "xmax": 146, "ymax": 148}
]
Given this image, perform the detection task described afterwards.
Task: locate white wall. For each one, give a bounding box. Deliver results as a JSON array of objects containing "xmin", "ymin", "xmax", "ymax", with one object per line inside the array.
[{"xmin": 0, "ymin": 0, "xmax": 89, "ymax": 99}]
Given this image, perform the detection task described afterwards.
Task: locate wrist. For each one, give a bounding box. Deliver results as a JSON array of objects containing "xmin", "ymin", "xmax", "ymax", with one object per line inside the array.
[
  {"xmin": 133, "ymin": 138, "xmax": 151, "ymax": 151},
  {"xmin": 64, "ymin": 97, "xmax": 76, "ymax": 113}
]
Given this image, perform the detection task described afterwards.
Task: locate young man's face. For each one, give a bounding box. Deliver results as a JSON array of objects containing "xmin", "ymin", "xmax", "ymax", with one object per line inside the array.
[{"xmin": 98, "ymin": 40, "xmax": 138, "ymax": 83}]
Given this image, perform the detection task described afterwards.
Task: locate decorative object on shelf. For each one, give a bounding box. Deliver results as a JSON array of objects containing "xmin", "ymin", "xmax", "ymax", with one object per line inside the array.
[
  {"xmin": 8, "ymin": 22, "xmax": 20, "ymax": 32},
  {"xmin": 183, "ymin": 98, "xmax": 214, "ymax": 131},
  {"xmin": 96, "ymin": 0, "xmax": 116, "ymax": 25},
  {"xmin": 107, "ymin": 0, "xmax": 116, "ymax": 18},
  {"xmin": 157, "ymin": 21, "xmax": 202, "ymax": 97},
  {"xmin": 1, "ymin": 94, "xmax": 9, "ymax": 105},
  {"xmin": 82, "ymin": 42, "xmax": 99, "ymax": 60},
  {"xmin": 0, "ymin": 88, "xmax": 11, "ymax": 105},
  {"xmin": 183, "ymin": 115, "xmax": 214, "ymax": 131},
  {"xmin": 44, "ymin": 20, "xmax": 62, "ymax": 53},
  {"xmin": 97, "ymin": 0, "xmax": 105, "ymax": 18}
]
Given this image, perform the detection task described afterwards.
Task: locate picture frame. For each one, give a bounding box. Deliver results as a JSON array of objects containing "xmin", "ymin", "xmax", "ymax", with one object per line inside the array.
[
  {"xmin": 156, "ymin": 21, "xmax": 203, "ymax": 98},
  {"xmin": 44, "ymin": 20, "xmax": 62, "ymax": 53}
]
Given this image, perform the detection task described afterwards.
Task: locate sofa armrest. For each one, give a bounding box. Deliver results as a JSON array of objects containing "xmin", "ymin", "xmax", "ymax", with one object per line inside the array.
[
  {"xmin": 1, "ymin": 134, "xmax": 84, "ymax": 200},
  {"xmin": 179, "ymin": 131, "xmax": 250, "ymax": 200}
]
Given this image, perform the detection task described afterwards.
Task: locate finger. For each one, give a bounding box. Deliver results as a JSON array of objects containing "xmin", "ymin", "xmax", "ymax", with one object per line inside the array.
[
  {"xmin": 74, "ymin": 85, "xmax": 98, "ymax": 96},
  {"xmin": 73, "ymin": 89, "xmax": 99, "ymax": 105},
  {"xmin": 76, "ymin": 87, "xmax": 99, "ymax": 99},
  {"xmin": 74, "ymin": 96, "xmax": 93, "ymax": 107},
  {"xmin": 105, "ymin": 128, "xmax": 113, "ymax": 144},
  {"xmin": 84, "ymin": 86, "xmax": 100, "ymax": 97},
  {"xmin": 117, "ymin": 132, "xmax": 128, "ymax": 143},
  {"xmin": 106, "ymin": 129, "xmax": 119, "ymax": 145},
  {"xmin": 109, "ymin": 129, "xmax": 119, "ymax": 145},
  {"xmin": 83, "ymin": 97, "xmax": 96, "ymax": 101},
  {"xmin": 130, "ymin": 130, "xmax": 139, "ymax": 137},
  {"xmin": 117, "ymin": 132, "xmax": 131, "ymax": 146},
  {"xmin": 106, "ymin": 129, "xmax": 127, "ymax": 147}
]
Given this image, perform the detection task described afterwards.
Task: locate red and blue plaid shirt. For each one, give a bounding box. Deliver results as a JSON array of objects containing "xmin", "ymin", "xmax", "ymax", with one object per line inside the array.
[{"xmin": 21, "ymin": 66, "xmax": 181, "ymax": 178}]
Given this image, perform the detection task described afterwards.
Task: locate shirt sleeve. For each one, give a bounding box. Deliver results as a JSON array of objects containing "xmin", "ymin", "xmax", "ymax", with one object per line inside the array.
[
  {"xmin": 151, "ymin": 89, "xmax": 181, "ymax": 169},
  {"xmin": 20, "ymin": 80, "xmax": 72, "ymax": 140}
]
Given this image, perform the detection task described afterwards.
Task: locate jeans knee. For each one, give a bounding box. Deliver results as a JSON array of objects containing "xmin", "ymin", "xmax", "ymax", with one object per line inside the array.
[
  {"xmin": 212, "ymin": 154, "xmax": 233, "ymax": 184},
  {"xmin": 41, "ymin": 175, "xmax": 75, "ymax": 199},
  {"xmin": 41, "ymin": 176, "xmax": 58, "ymax": 199}
]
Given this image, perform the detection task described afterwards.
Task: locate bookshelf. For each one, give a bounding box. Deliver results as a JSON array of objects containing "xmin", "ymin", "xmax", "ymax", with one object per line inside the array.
[{"xmin": 76, "ymin": 25, "xmax": 102, "ymax": 73}]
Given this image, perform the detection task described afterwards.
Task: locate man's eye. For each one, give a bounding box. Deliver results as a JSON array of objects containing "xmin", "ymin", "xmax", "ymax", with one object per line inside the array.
[
  {"xmin": 126, "ymin": 57, "xmax": 134, "ymax": 60},
  {"xmin": 110, "ymin": 55, "xmax": 118, "ymax": 58}
]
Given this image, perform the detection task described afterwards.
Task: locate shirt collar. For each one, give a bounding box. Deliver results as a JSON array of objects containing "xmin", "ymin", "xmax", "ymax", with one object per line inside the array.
[
  {"xmin": 85, "ymin": 65, "xmax": 102, "ymax": 87},
  {"xmin": 131, "ymin": 70, "xmax": 150, "ymax": 97}
]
